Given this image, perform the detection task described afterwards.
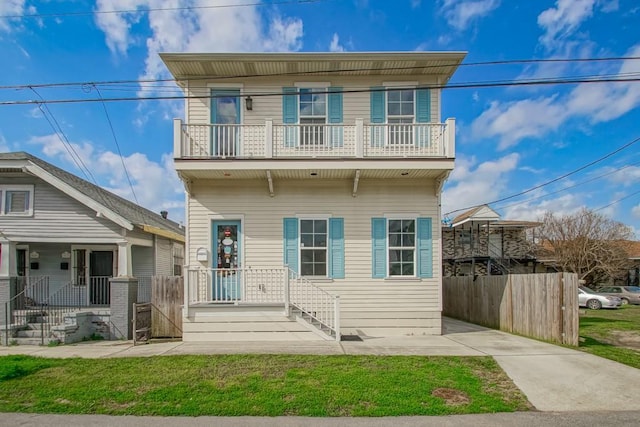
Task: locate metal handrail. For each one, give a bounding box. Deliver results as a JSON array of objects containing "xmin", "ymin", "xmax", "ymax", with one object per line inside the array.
[{"xmin": 3, "ymin": 276, "xmax": 49, "ymax": 346}]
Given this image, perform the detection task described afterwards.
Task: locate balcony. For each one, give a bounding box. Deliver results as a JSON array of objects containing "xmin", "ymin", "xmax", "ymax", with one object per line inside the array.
[{"xmin": 174, "ymin": 118, "xmax": 455, "ymax": 160}]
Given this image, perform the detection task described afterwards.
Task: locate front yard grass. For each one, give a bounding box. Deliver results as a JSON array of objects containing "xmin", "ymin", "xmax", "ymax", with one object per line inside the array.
[
  {"xmin": 0, "ymin": 354, "xmax": 530, "ymax": 416},
  {"xmin": 579, "ymin": 304, "xmax": 640, "ymax": 369}
]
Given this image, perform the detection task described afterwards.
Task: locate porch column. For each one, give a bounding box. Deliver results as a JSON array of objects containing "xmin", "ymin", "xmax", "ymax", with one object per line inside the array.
[
  {"xmin": 355, "ymin": 118, "xmax": 364, "ymax": 158},
  {"xmin": 174, "ymin": 118, "xmax": 183, "ymax": 157},
  {"xmin": 117, "ymin": 242, "xmax": 133, "ymax": 277},
  {"xmin": 265, "ymin": 119, "xmax": 273, "ymax": 158},
  {"xmin": 109, "ymin": 276, "xmax": 138, "ymax": 340},
  {"xmin": 0, "ymin": 241, "xmax": 16, "ymax": 329}
]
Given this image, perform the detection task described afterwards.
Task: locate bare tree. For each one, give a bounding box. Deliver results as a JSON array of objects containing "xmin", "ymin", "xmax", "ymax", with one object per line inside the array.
[{"xmin": 536, "ymin": 208, "xmax": 635, "ymax": 286}]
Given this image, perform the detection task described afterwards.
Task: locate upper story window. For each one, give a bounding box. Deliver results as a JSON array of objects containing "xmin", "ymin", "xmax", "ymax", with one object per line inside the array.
[
  {"xmin": 370, "ymin": 86, "xmax": 431, "ymax": 147},
  {"xmin": 283, "ymin": 85, "xmax": 343, "ymax": 148},
  {"xmin": 387, "ymin": 89, "xmax": 415, "ymax": 145},
  {"xmin": 299, "ymin": 88, "xmax": 327, "ymax": 146},
  {"xmin": 0, "ymin": 185, "xmax": 34, "ymax": 216}
]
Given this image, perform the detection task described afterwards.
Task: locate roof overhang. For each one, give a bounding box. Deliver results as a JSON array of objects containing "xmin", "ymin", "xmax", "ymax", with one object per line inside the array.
[
  {"xmin": 141, "ymin": 224, "xmax": 186, "ymax": 243},
  {"xmin": 160, "ymin": 51, "xmax": 467, "ymax": 82}
]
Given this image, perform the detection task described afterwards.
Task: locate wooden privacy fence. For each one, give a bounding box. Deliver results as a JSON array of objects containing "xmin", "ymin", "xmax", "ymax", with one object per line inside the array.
[
  {"xmin": 151, "ymin": 276, "xmax": 183, "ymax": 339},
  {"xmin": 443, "ymin": 272, "xmax": 579, "ymax": 346}
]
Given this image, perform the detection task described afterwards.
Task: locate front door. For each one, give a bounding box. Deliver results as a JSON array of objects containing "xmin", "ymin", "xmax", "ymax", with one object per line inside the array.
[
  {"xmin": 89, "ymin": 251, "xmax": 113, "ymax": 305},
  {"xmin": 211, "ymin": 89, "xmax": 241, "ymax": 157},
  {"xmin": 212, "ymin": 220, "xmax": 242, "ymax": 300}
]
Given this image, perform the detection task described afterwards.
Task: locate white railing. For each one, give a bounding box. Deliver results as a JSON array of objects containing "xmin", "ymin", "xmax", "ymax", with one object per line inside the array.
[
  {"xmin": 186, "ymin": 267, "xmax": 287, "ymax": 304},
  {"xmin": 175, "ymin": 118, "xmax": 454, "ymax": 160},
  {"xmin": 184, "ymin": 266, "xmax": 341, "ymax": 340},
  {"xmin": 287, "ymin": 268, "xmax": 340, "ymax": 341}
]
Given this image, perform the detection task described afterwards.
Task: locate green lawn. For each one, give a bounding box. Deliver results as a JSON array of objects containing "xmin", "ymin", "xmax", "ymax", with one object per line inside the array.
[
  {"xmin": 0, "ymin": 354, "xmax": 530, "ymax": 416},
  {"xmin": 579, "ymin": 304, "xmax": 640, "ymax": 369}
]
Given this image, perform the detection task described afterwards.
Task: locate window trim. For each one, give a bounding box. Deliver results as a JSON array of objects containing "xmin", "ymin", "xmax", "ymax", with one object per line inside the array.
[
  {"xmin": 0, "ymin": 185, "xmax": 34, "ymax": 216},
  {"xmin": 387, "ymin": 218, "xmax": 417, "ymax": 278},
  {"xmin": 299, "ymin": 217, "xmax": 329, "ymax": 278}
]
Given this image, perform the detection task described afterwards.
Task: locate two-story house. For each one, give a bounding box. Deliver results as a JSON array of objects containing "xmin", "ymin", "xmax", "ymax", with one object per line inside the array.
[
  {"xmin": 162, "ymin": 52, "xmax": 465, "ymax": 341},
  {"xmin": 442, "ymin": 205, "xmax": 540, "ymax": 277}
]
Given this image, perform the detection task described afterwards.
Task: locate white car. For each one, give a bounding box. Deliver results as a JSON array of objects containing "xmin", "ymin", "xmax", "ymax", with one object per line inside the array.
[{"xmin": 578, "ymin": 286, "xmax": 622, "ymax": 309}]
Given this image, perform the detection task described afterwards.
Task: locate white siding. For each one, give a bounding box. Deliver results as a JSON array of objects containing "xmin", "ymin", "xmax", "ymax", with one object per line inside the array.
[
  {"xmin": 187, "ymin": 178, "xmax": 443, "ymax": 335},
  {"xmin": 0, "ymin": 176, "xmax": 124, "ymax": 240},
  {"xmin": 186, "ymin": 75, "xmax": 442, "ymax": 126}
]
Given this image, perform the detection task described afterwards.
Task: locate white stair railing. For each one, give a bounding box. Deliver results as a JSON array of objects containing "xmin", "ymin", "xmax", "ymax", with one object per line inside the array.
[{"xmin": 286, "ymin": 268, "xmax": 340, "ymax": 341}]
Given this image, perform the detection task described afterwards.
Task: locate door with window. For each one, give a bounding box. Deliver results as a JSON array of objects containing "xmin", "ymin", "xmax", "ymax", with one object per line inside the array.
[
  {"xmin": 89, "ymin": 251, "xmax": 113, "ymax": 305},
  {"xmin": 211, "ymin": 89, "xmax": 241, "ymax": 157},
  {"xmin": 212, "ymin": 220, "xmax": 241, "ymax": 300}
]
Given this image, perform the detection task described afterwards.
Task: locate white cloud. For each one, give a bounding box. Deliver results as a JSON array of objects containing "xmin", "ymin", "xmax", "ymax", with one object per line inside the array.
[
  {"xmin": 0, "ymin": 0, "xmax": 30, "ymax": 32},
  {"xmin": 329, "ymin": 33, "xmax": 345, "ymax": 52},
  {"xmin": 27, "ymin": 134, "xmax": 185, "ymax": 222},
  {"xmin": 439, "ymin": 0, "xmax": 500, "ymax": 31},
  {"xmin": 0, "ymin": 134, "xmax": 11, "ymax": 152},
  {"xmin": 502, "ymin": 193, "xmax": 583, "ymax": 221},
  {"xmin": 471, "ymin": 96, "xmax": 567, "ymax": 149},
  {"xmin": 411, "ymin": 0, "xmax": 422, "ymax": 8},
  {"xmin": 537, "ymin": 0, "xmax": 596, "ymax": 50},
  {"xmin": 442, "ymin": 153, "xmax": 519, "ymax": 216},
  {"xmin": 471, "ymin": 44, "xmax": 640, "ymax": 148},
  {"xmin": 633, "ymin": 204, "xmax": 640, "ymax": 219},
  {"xmin": 95, "ymin": 0, "xmax": 304, "ymax": 85}
]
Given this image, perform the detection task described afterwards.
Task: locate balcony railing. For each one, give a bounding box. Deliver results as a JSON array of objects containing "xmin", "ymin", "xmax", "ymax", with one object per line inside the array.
[{"xmin": 175, "ymin": 118, "xmax": 455, "ymax": 160}]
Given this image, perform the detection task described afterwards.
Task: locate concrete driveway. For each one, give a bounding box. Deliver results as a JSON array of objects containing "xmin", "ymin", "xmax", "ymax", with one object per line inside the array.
[{"xmin": 1, "ymin": 317, "xmax": 639, "ymax": 412}]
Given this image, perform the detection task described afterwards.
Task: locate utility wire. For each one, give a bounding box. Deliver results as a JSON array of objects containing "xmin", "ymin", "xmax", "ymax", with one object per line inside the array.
[
  {"xmin": 3, "ymin": 73, "xmax": 640, "ymax": 106},
  {"xmin": 493, "ymin": 160, "xmax": 640, "ymax": 213},
  {"xmin": 443, "ymin": 136, "xmax": 640, "ymax": 217},
  {"xmin": 1, "ymin": 55, "xmax": 638, "ymax": 91},
  {"xmin": 92, "ymin": 85, "xmax": 140, "ymax": 205},
  {"xmin": 29, "ymin": 87, "xmax": 96, "ymax": 184},
  {"xmin": 0, "ymin": 0, "xmax": 326, "ymax": 19}
]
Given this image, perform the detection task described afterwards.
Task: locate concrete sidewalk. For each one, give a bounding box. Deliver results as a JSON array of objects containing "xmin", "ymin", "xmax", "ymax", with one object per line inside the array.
[{"xmin": 1, "ymin": 318, "xmax": 639, "ymax": 412}]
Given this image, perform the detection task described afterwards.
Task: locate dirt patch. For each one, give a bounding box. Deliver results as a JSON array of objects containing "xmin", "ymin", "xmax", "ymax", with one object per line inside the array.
[
  {"xmin": 601, "ymin": 331, "xmax": 640, "ymax": 351},
  {"xmin": 431, "ymin": 388, "xmax": 470, "ymax": 406}
]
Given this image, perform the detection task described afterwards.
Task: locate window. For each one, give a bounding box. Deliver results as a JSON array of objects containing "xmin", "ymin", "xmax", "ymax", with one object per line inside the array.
[
  {"xmin": 73, "ymin": 249, "xmax": 87, "ymax": 286},
  {"xmin": 283, "ymin": 217, "xmax": 344, "ymax": 279},
  {"xmin": 0, "ymin": 185, "xmax": 33, "ymax": 216},
  {"xmin": 387, "ymin": 89, "xmax": 414, "ymax": 145},
  {"xmin": 172, "ymin": 244, "xmax": 184, "ymax": 276},
  {"xmin": 388, "ymin": 219, "xmax": 415, "ymax": 276},
  {"xmin": 372, "ymin": 217, "xmax": 432, "ymax": 279},
  {"xmin": 299, "ymin": 88, "xmax": 326, "ymax": 146},
  {"xmin": 300, "ymin": 219, "xmax": 327, "ymax": 276},
  {"xmin": 370, "ymin": 87, "xmax": 431, "ymax": 147}
]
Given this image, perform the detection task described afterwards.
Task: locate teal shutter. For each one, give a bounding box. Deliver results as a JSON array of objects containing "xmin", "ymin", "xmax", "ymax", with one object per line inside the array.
[
  {"xmin": 328, "ymin": 87, "xmax": 343, "ymax": 147},
  {"xmin": 416, "ymin": 88, "xmax": 431, "ymax": 147},
  {"xmin": 370, "ymin": 87, "xmax": 385, "ymax": 147},
  {"xmin": 371, "ymin": 218, "xmax": 386, "ymax": 278},
  {"xmin": 282, "ymin": 87, "xmax": 298, "ymax": 147},
  {"xmin": 283, "ymin": 218, "xmax": 299, "ymax": 275},
  {"xmin": 329, "ymin": 218, "xmax": 345, "ymax": 279},
  {"xmin": 416, "ymin": 217, "xmax": 433, "ymax": 278}
]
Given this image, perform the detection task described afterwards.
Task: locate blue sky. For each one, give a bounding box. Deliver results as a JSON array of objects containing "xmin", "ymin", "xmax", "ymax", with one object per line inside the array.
[{"xmin": 1, "ymin": 0, "xmax": 639, "ymax": 234}]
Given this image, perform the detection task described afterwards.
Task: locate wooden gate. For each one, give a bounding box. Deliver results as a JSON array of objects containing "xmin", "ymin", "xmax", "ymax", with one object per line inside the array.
[
  {"xmin": 151, "ymin": 276, "xmax": 183, "ymax": 338},
  {"xmin": 133, "ymin": 303, "xmax": 152, "ymax": 345}
]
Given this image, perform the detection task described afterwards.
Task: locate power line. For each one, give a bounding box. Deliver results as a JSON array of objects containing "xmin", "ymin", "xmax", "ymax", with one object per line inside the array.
[
  {"xmin": 28, "ymin": 87, "xmax": 96, "ymax": 184},
  {"xmin": 0, "ymin": 0, "xmax": 326, "ymax": 19},
  {"xmin": 493, "ymin": 160, "xmax": 640, "ymax": 213},
  {"xmin": 92, "ymin": 85, "xmax": 140, "ymax": 205},
  {"xmin": 2, "ymin": 73, "xmax": 640, "ymax": 106},
  {"xmin": 443, "ymin": 135, "xmax": 640, "ymax": 217},
  {"xmin": 1, "ymin": 55, "xmax": 638, "ymax": 91}
]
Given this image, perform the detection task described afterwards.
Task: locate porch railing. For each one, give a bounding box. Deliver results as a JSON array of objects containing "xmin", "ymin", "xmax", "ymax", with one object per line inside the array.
[
  {"xmin": 184, "ymin": 266, "xmax": 340, "ymax": 340},
  {"xmin": 287, "ymin": 269, "xmax": 340, "ymax": 341},
  {"xmin": 186, "ymin": 267, "xmax": 287, "ymax": 304},
  {"xmin": 175, "ymin": 118, "xmax": 455, "ymax": 160}
]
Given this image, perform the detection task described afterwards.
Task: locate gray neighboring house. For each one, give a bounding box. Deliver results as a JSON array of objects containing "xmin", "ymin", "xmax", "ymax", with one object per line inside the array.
[{"xmin": 0, "ymin": 152, "xmax": 185, "ymax": 344}]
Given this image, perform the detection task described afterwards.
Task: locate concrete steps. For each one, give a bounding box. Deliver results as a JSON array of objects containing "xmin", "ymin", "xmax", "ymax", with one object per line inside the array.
[{"xmin": 182, "ymin": 305, "xmax": 331, "ymax": 342}]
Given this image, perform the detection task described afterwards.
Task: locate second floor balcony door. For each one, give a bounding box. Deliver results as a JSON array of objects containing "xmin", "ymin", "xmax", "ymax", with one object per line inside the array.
[{"xmin": 211, "ymin": 89, "xmax": 240, "ymax": 157}]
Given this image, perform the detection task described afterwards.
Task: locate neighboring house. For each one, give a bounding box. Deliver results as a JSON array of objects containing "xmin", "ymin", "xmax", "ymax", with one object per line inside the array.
[
  {"xmin": 0, "ymin": 151, "xmax": 185, "ymax": 343},
  {"xmin": 162, "ymin": 51, "xmax": 465, "ymax": 341},
  {"xmin": 442, "ymin": 205, "xmax": 540, "ymax": 277}
]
